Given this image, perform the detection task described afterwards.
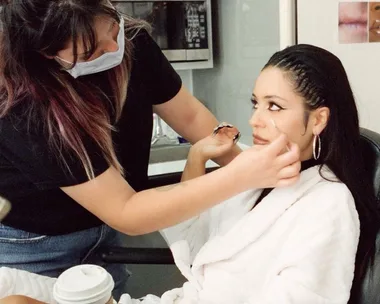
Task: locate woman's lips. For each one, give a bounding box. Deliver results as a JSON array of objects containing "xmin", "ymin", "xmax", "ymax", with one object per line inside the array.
[
  {"xmin": 339, "ymin": 4, "xmax": 369, "ymax": 42},
  {"xmin": 339, "ymin": 14, "xmax": 368, "ymax": 34},
  {"xmin": 253, "ymin": 135, "xmax": 269, "ymax": 145},
  {"xmin": 339, "ymin": 22, "xmax": 368, "ymax": 41},
  {"xmin": 370, "ymin": 21, "xmax": 380, "ymax": 34},
  {"xmin": 339, "ymin": 22, "xmax": 367, "ymax": 32},
  {"xmin": 339, "ymin": 11, "xmax": 368, "ymax": 25}
]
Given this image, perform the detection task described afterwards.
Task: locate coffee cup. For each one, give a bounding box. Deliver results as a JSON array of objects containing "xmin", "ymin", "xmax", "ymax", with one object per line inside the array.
[{"xmin": 53, "ymin": 264, "xmax": 115, "ymax": 304}]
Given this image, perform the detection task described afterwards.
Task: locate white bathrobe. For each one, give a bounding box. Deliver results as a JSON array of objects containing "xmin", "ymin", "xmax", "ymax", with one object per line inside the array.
[
  {"xmin": 120, "ymin": 166, "xmax": 360, "ymax": 304},
  {"xmin": 0, "ymin": 166, "xmax": 359, "ymax": 304}
]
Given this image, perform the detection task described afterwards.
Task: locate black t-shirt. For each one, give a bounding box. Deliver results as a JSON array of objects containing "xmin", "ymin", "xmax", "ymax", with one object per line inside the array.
[{"xmin": 0, "ymin": 30, "xmax": 182, "ymax": 235}]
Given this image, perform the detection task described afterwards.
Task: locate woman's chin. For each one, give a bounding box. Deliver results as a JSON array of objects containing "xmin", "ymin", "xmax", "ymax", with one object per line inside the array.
[
  {"xmin": 253, "ymin": 135, "xmax": 271, "ymax": 146},
  {"xmin": 253, "ymin": 141, "xmax": 269, "ymax": 146}
]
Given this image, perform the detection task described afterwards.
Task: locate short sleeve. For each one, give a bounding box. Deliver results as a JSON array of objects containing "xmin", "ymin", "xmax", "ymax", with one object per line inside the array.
[
  {"xmin": 129, "ymin": 29, "xmax": 182, "ymax": 105},
  {"xmin": 0, "ymin": 112, "xmax": 109, "ymax": 190}
]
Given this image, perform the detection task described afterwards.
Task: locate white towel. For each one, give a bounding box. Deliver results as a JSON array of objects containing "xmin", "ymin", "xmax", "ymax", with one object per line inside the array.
[{"xmin": 0, "ymin": 267, "xmax": 57, "ymax": 303}]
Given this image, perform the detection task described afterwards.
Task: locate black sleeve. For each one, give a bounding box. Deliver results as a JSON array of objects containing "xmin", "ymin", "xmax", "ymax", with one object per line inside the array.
[
  {"xmin": 129, "ymin": 29, "xmax": 182, "ymax": 105},
  {"xmin": 0, "ymin": 31, "xmax": 181, "ymax": 190},
  {"xmin": 0, "ymin": 113, "xmax": 109, "ymax": 190}
]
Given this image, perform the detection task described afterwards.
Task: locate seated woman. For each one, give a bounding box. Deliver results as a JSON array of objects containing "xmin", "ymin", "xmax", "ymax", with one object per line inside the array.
[
  {"xmin": 1, "ymin": 44, "xmax": 379, "ymax": 304},
  {"xmin": 121, "ymin": 43, "xmax": 378, "ymax": 304}
]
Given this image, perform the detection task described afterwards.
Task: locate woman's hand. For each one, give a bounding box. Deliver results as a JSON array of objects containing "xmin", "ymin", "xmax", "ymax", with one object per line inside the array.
[
  {"xmin": 226, "ymin": 134, "xmax": 301, "ymax": 190},
  {"xmin": 181, "ymin": 123, "xmax": 240, "ymax": 182},
  {"xmin": 189, "ymin": 123, "xmax": 240, "ymax": 164}
]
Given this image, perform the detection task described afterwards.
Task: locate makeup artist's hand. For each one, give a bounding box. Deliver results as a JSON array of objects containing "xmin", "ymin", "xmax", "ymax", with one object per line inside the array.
[
  {"xmin": 226, "ymin": 134, "xmax": 301, "ymax": 190},
  {"xmin": 189, "ymin": 123, "xmax": 240, "ymax": 163},
  {"xmin": 269, "ymin": 118, "xmax": 291, "ymax": 154}
]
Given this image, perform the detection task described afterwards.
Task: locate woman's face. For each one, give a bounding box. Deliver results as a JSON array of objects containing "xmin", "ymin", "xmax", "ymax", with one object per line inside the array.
[
  {"xmin": 369, "ymin": 2, "xmax": 380, "ymax": 42},
  {"xmin": 250, "ymin": 67, "xmax": 324, "ymax": 161},
  {"xmin": 339, "ymin": 2, "xmax": 368, "ymax": 43},
  {"xmin": 56, "ymin": 15, "xmax": 120, "ymax": 65}
]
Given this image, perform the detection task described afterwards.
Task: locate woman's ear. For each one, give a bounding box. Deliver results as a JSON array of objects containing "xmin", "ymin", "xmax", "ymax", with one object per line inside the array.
[{"xmin": 312, "ymin": 107, "xmax": 330, "ymax": 135}]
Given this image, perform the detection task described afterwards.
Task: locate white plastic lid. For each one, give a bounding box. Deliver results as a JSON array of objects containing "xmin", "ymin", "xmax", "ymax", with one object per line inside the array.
[{"xmin": 53, "ymin": 265, "xmax": 115, "ymax": 304}]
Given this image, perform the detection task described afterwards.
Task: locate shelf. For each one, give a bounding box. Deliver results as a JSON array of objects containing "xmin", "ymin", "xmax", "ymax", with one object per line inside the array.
[{"xmin": 171, "ymin": 59, "xmax": 214, "ymax": 71}]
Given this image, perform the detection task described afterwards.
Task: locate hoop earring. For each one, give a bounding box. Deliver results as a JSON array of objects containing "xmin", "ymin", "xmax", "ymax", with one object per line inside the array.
[{"xmin": 313, "ymin": 134, "xmax": 321, "ymax": 160}]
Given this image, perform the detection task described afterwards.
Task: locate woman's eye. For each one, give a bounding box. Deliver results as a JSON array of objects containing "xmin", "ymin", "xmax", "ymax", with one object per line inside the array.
[
  {"xmin": 268, "ymin": 102, "xmax": 283, "ymax": 111},
  {"xmin": 251, "ymin": 99, "xmax": 258, "ymax": 109}
]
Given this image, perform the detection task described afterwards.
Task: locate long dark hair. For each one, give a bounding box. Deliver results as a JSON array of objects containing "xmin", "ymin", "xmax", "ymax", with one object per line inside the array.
[
  {"xmin": 264, "ymin": 44, "xmax": 380, "ymax": 299},
  {"xmin": 0, "ymin": 0, "xmax": 146, "ymax": 179}
]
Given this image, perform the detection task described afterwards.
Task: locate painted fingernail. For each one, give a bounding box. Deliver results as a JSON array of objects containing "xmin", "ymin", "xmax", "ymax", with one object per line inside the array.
[{"xmin": 233, "ymin": 132, "xmax": 241, "ymax": 144}]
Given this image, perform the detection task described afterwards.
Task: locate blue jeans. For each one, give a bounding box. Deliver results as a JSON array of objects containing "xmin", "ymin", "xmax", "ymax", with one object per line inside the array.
[{"xmin": 0, "ymin": 224, "xmax": 130, "ymax": 301}]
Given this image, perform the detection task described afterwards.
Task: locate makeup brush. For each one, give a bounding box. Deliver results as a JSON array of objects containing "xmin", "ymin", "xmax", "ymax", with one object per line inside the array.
[{"xmin": 270, "ymin": 119, "xmax": 290, "ymax": 152}]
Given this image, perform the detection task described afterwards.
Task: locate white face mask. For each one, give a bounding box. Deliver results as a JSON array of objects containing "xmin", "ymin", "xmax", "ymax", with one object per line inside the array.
[{"xmin": 57, "ymin": 17, "xmax": 125, "ymax": 78}]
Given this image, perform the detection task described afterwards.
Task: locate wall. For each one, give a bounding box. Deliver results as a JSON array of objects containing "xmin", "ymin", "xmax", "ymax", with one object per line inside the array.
[
  {"xmin": 296, "ymin": 0, "xmax": 380, "ymax": 133},
  {"xmin": 193, "ymin": 0, "xmax": 281, "ymax": 141},
  {"xmin": 177, "ymin": 70, "xmax": 193, "ymax": 93},
  {"xmin": 154, "ymin": 70, "xmax": 193, "ymax": 140}
]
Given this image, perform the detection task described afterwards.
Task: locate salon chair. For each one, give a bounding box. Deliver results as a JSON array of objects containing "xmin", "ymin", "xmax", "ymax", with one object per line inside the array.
[
  {"xmin": 100, "ymin": 127, "xmax": 380, "ymax": 304},
  {"xmin": 348, "ymin": 127, "xmax": 380, "ymax": 304}
]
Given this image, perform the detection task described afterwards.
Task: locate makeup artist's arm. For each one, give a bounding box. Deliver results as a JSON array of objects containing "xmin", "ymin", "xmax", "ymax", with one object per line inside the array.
[
  {"xmin": 181, "ymin": 126, "xmax": 239, "ymax": 182},
  {"xmin": 154, "ymin": 85, "xmax": 242, "ymax": 166},
  {"xmin": 0, "ymin": 296, "xmax": 45, "ymax": 304}
]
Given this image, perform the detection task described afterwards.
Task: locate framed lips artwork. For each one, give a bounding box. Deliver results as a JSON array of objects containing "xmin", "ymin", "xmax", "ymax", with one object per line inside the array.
[
  {"xmin": 297, "ymin": 0, "xmax": 380, "ymax": 134},
  {"xmin": 339, "ymin": 1, "xmax": 380, "ymax": 43}
]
